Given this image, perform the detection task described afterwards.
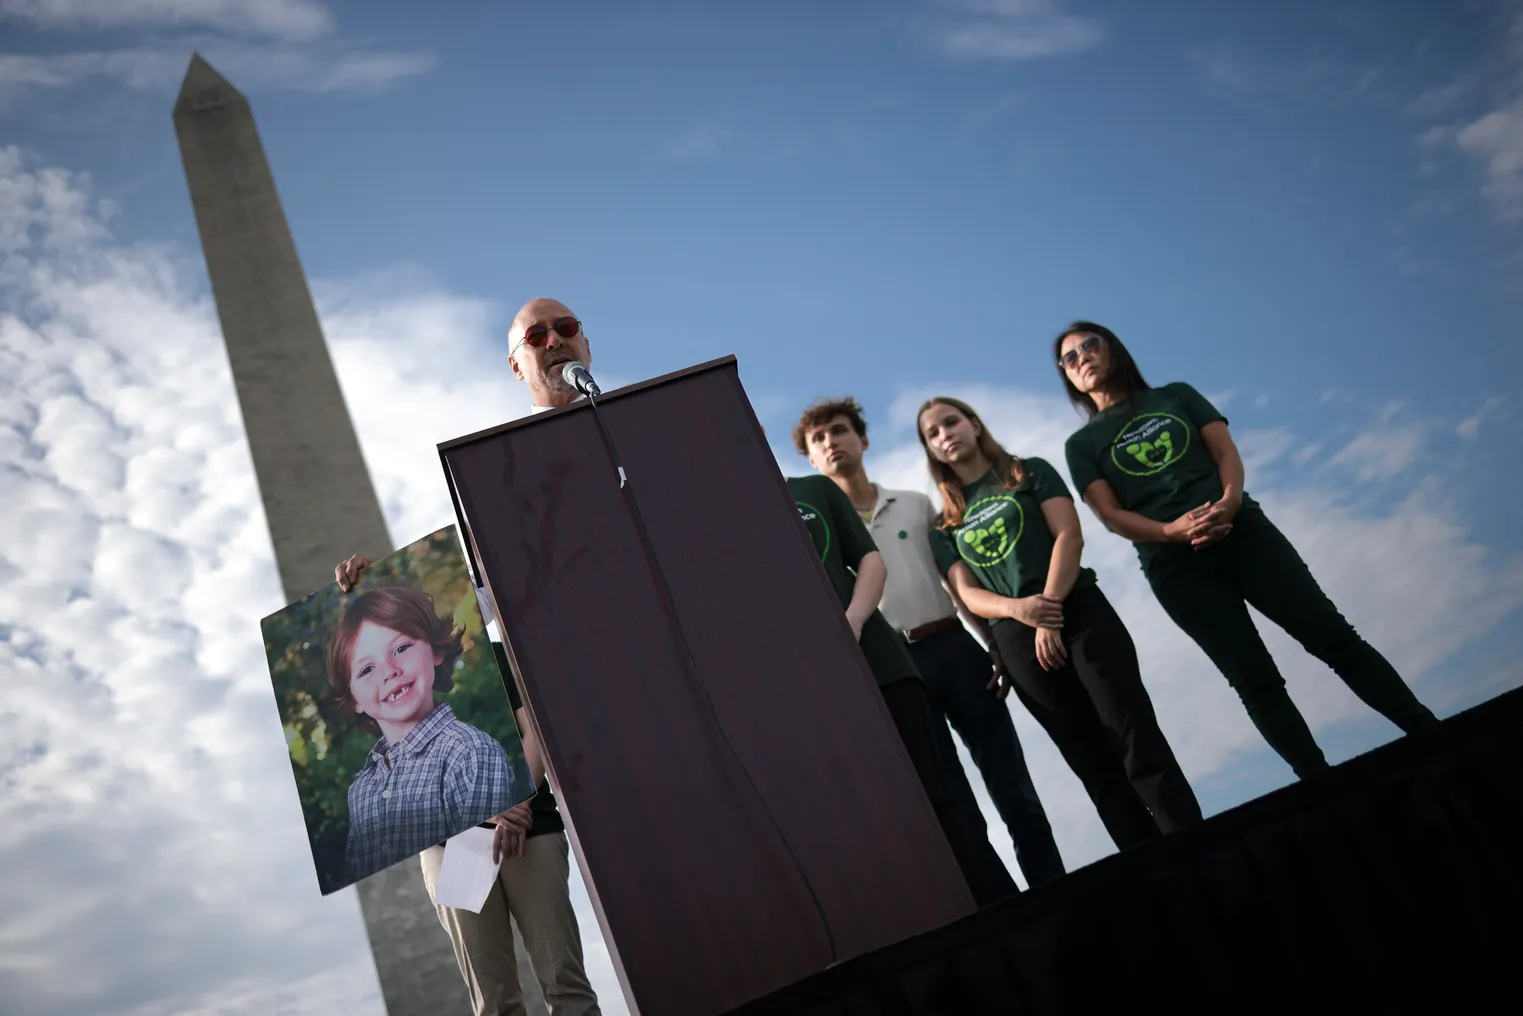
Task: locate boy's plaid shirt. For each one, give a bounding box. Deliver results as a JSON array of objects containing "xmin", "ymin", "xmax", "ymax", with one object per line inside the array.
[{"xmin": 344, "ymin": 702, "xmax": 517, "ymax": 880}]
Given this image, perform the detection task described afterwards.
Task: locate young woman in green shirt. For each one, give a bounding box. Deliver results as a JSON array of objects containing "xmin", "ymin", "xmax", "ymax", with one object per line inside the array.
[
  {"xmin": 1053, "ymin": 321, "xmax": 1438, "ymax": 778},
  {"xmin": 917, "ymin": 397, "xmax": 1202, "ymax": 849}
]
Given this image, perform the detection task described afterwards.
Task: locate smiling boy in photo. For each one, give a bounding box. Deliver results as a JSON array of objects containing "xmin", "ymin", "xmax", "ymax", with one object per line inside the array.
[{"xmin": 326, "ymin": 585, "xmax": 520, "ymax": 881}]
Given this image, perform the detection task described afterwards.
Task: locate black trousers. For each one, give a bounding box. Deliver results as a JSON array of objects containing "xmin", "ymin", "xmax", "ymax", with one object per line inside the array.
[
  {"xmin": 880, "ymin": 677, "xmax": 1018, "ymax": 908},
  {"xmin": 909, "ymin": 626, "xmax": 1066, "ymax": 886},
  {"xmin": 993, "ymin": 583, "xmax": 1203, "ymax": 851},
  {"xmin": 1148, "ymin": 511, "xmax": 1438, "ymax": 779}
]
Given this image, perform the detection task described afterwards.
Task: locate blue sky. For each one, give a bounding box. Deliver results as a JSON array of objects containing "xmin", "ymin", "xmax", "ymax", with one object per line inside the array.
[{"xmin": 2, "ymin": 1, "xmax": 1521, "ymax": 1014}]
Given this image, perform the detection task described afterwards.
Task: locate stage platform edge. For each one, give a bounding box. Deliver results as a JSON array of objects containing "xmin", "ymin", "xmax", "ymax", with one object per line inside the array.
[{"xmin": 724, "ymin": 684, "xmax": 1523, "ymax": 1015}]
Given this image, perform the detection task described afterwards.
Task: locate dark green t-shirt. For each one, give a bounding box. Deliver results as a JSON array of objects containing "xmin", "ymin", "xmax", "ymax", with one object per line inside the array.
[
  {"xmin": 490, "ymin": 641, "xmax": 564, "ymax": 840},
  {"xmin": 787, "ymin": 475, "xmax": 920, "ymax": 688},
  {"xmin": 928, "ymin": 459, "xmax": 1096, "ymax": 620},
  {"xmin": 1064, "ymin": 382, "xmax": 1262, "ymax": 576}
]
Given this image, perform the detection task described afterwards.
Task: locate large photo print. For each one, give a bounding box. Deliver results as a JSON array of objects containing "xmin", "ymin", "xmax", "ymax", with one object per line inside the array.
[{"xmin": 261, "ymin": 526, "xmax": 533, "ymax": 894}]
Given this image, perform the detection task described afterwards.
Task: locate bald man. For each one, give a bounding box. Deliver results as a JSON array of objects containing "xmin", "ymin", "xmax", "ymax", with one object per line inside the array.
[
  {"xmin": 334, "ymin": 297, "xmax": 602, "ymax": 1015},
  {"xmin": 433, "ymin": 297, "xmax": 600, "ymax": 1015},
  {"xmin": 507, "ymin": 297, "xmax": 593, "ymax": 413}
]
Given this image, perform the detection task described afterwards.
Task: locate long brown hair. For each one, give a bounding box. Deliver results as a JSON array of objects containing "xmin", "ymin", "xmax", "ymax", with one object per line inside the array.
[
  {"xmin": 326, "ymin": 585, "xmax": 464, "ymax": 734},
  {"xmin": 916, "ymin": 396, "xmax": 1030, "ymax": 529}
]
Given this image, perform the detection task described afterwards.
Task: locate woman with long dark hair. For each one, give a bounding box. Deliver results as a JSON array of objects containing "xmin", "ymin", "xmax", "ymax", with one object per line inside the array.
[
  {"xmin": 917, "ymin": 397, "xmax": 1202, "ymax": 850},
  {"xmin": 1054, "ymin": 321, "xmax": 1439, "ymax": 778}
]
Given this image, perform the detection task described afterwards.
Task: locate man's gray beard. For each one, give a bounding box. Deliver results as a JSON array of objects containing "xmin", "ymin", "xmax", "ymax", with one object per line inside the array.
[{"xmin": 539, "ymin": 370, "xmax": 575, "ymax": 394}]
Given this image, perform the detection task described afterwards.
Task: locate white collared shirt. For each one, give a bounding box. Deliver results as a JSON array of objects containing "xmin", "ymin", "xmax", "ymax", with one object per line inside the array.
[
  {"xmin": 528, "ymin": 394, "xmax": 585, "ymax": 414},
  {"xmin": 861, "ymin": 484, "xmax": 957, "ymax": 633}
]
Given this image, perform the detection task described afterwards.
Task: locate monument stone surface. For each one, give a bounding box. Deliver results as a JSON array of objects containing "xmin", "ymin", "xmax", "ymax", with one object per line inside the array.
[{"xmin": 171, "ymin": 53, "xmax": 546, "ymax": 1015}]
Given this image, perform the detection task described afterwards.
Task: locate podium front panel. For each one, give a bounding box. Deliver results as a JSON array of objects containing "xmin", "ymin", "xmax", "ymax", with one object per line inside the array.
[{"xmin": 440, "ymin": 358, "xmax": 975, "ymax": 1015}]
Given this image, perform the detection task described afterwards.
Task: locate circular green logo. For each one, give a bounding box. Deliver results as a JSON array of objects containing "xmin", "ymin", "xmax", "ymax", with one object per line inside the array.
[
  {"xmin": 1110, "ymin": 412, "xmax": 1190, "ymax": 476},
  {"xmin": 956, "ymin": 494, "xmax": 1023, "ymax": 568},
  {"xmin": 796, "ymin": 501, "xmax": 830, "ymax": 560},
  {"xmin": 898, "ymin": 530, "xmax": 908, "ymax": 540}
]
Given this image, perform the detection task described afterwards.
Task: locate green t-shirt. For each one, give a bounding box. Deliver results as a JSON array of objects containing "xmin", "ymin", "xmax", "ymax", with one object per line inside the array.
[
  {"xmin": 928, "ymin": 459, "xmax": 1096, "ymax": 619},
  {"xmin": 1063, "ymin": 382, "xmax": 1262, "ymax": 576},
  {"xmin": 786, "ymin": 475, "xmax": 920, "ymax": 688},
  {"xmin": 490, "ymin": 641, "xmax": 564, "ymax": 839}
]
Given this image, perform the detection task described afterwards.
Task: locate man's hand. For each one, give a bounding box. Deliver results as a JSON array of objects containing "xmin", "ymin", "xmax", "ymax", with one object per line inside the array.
[
  {"xmin": 1007, "ymin": 594, "xmax": 1064, "ymax": 630},
  {"xmin": 334, "ymin": 553, "xmax": 371, "ymax": 592},
  {"xmin": 1035, "ymin": 627, "xmax": 1068, "ymax": 672},
  {"xmin": 986, "ymin": 646, "xmax": 1014, "ymax": 700},
  {"xmin": 490, "ymin": 802, "xmax": 534, "ymax": 864}
]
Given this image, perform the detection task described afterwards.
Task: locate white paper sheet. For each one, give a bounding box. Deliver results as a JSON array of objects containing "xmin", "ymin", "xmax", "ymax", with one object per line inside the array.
[{"xmin": 431, "ymin": 826, "xmax": 501, "ymax": 913}]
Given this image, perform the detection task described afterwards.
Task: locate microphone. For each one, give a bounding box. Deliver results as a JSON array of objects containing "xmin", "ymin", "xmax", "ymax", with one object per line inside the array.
[{"xmin": 561, "ymin": 361, "xmax": 602, "ymax": 397}]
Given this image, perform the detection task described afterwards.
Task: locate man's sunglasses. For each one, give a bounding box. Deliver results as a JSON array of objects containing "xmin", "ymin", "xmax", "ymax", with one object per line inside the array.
[
  {"xmin": 1058, "ymin": 335, "xmax": 1101, "ymax": 370},
  {"xmin": 511, "ymin": 317, "xmax": 581, "ymax": 353}
]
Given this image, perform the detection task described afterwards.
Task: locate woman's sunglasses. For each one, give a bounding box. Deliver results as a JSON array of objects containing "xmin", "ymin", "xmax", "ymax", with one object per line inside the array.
[
  {"xmin": 1058, "ymin": 335, "xmax": 1101, "ymax": 370},
  {"xmin": 511, "ymin": 317, "xmax": 581, "ymax": 354}
]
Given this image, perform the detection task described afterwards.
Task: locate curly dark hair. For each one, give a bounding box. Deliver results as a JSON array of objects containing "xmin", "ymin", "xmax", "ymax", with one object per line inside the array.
[
  {"xmin": 792, "ymin": 396, "xmax": 868, "ymax": 456},
  {"xmin": 325, "ymin": 585, "xmax": 464, "ymax": 734}
]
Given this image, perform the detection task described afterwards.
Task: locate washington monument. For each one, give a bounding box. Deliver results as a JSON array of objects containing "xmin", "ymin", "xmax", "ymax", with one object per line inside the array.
[{"xmin": 172, "ymin": 54, "xmax": 545, "ymax": 1015}]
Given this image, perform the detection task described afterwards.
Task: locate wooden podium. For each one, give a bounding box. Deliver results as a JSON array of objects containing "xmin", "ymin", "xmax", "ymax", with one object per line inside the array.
[{"xmin": 438, "ymin": 357, "xmax": 974, "ymax": 1015}]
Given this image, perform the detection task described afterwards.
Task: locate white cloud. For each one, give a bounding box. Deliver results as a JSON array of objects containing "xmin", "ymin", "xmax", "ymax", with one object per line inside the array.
[
  {"xmin": 0, "ymin": 45, "xmax": 435, "ymax": 102},
  {"xmin": 1457, "ymin": 395, "xmax": 1508, "ymax": 439},
  {"xmin": 1189, "ymin": 44, "xmax": 1331, "ymax": 99},
  {"xmin": 0, "ymin": 0, "xmax": 432, "ymax": 106},
  {"xmin": 862, "ymin": 381, "xmax": 1523, "ymax": 871},
  {"xmin": 1414, "ymin": 7, "xmax": 1523, "ymax": 224},
  {"xmin": 926, "ymin": 0, "xmax": 1104, "ymax": 62},
  {"xmin": 1232, "ymin": 426, "xmax": 1297, "ymax": 476},
  {"xmin": 1329, "ymin": 422, "xmax": 1426, "ymax": 482},
  {"xmin": 1254, "ymin": 393, "xmax": 1271, "ymax": 409},
  {"xmin": 1455, "ymin": 97, "xmax": 1523, "ymax": 222},
  {"xmin": 1411, "ymin": 74, "xmax": 1480, "ymax": 118},
  {"xmin": 0, "ymin": 147, "xmax": 625, "ymax": 1015},
  {"xmin": 1206, "ymin": 388, "xmax": 1237, "ymax": 409},
  {"xmin": 0, "ymin": 0, "xmax": 334, "ymax": 40}
]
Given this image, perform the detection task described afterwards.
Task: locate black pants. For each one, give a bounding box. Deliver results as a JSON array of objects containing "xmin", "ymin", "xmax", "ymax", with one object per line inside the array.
[
  {"xmin": 880, "ymin": 677, "xmax": 1018, "ymax": 908},
  {"xmin": 993, "ymin": 583, "xmax": 1202, "ymax": 850},
  {"xmin": 1148, "ymin": 511, "xmax": 1438, "ymax": 779},
  {"xmin": 909, "ymin": 626, "xmax": 1066, "ymax": 886}
]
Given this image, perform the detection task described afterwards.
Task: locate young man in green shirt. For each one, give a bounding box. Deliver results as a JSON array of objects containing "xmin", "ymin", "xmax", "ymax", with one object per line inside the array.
[
  {"xmin": 1054, "ymin": 321, "xmax": 1437, "ymax": 778},
  {"xmin": 784, "ymin": 471, "xmax": 1018, "ymax": 907},
  {"xmin": 793, "ymin": 397, "xmax": 1065, "ymax": 888}
]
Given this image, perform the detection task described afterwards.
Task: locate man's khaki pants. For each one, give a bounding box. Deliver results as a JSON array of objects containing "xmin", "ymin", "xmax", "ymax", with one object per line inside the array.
[{"xmin": 420, "ymin": 831, "xmax": 601, "ymax": 1016}]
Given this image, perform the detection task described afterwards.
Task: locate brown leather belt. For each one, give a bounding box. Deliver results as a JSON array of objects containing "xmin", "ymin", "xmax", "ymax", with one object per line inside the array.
[{"xmin": 902, "ymin": 615, "xmax": 961, "ymax": 643}]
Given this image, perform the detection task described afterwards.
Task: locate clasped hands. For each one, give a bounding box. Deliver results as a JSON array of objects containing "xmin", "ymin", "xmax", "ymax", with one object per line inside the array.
[
  {"xmin": 1006, "ymin": 593, "xmax": 1067, "ymax": 672},
  {"xmin": 1166, "ymin": 483, "xmax": 1241, "ymax": 551}
]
